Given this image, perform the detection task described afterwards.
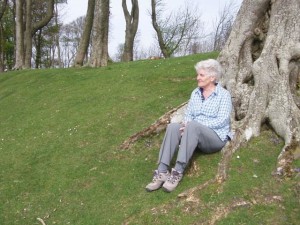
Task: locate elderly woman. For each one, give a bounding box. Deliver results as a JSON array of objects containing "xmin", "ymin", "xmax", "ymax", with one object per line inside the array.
[{"xmin": 146, "ymin": 59, "xmax": 232, "ymax": 192}]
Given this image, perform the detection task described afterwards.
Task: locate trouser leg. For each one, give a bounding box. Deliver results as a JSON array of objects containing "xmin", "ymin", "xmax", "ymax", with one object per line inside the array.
[
  {"xmin": 175, "ymin": 121, "xmax": 226, "ymax": 172},
  {"xmin": 157, "ymin": 123, "xmax": 182, "ymax": 170}
]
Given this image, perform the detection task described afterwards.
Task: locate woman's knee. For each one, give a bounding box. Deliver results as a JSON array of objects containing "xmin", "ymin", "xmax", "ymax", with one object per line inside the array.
[
  {"xmin": 167, "ymin": 122, "xmax": 181, "ymax": 131},
  {"xmin": 186, "ymin": 120, "xmax": 200, "ymax": 131}
]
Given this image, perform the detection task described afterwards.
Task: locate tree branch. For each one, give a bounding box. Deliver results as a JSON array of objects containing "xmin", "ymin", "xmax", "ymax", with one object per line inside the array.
[
  {"xmin": 120, "ymin": 102, "xmax": 187, "ymax": 150},
  {"xmin": 32, "ymin": 0, "xmax": 54, "ymax": 35}
]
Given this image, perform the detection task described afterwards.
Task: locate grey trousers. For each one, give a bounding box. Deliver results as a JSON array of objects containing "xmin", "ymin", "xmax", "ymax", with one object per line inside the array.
[{"xmin": 157, "ymin": 121, "xmax": 226, "ymax": 172}]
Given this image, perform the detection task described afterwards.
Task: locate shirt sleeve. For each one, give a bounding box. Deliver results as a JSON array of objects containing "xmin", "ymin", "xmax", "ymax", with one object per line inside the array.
[{"xmin": 183, "ymin": 91, "xmax": 195, "ymax": 123}]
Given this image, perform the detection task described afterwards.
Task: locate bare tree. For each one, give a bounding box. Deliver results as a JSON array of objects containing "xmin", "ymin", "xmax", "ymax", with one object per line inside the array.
[
  {"xmin": 74, "ymin": 0, "xmax": 95, "ymax": 67},
  {"xmin": 151, "ymin": 0, "xmax": 201, "ymax": 58},
  {"xmin": 113, "ymin": 43, "xmax": 124, "ymax": 62},
  {"xmin": 212, "ymin": 0, "xmax": 237, "ymax": 51},
  {"xmin": 60, "ymin": 17, "xmax": 85, "ymax": 67},
  {"xmin": 90, "ymin": 0, "xmax": 109, "ymax": 67},
  {"xmin": 121, "ymin": 0, "xmax": 139, "ymax": 62}
]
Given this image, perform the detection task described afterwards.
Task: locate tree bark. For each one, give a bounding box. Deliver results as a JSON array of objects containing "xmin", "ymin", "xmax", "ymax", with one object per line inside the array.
[
  {"xmin": 121, "ymin": 0, "xmax": 139, "ymax": 62},
  {"xmin": 0, "ymin": 24, "xmax": 3, "ymax": 72},
  {"xmin": 0, "ymin": 0, "xmax": 8, "ymax": 21},
  {"xmin": 14, "ymin": 0, "xmax": 24, "ymax": 69},
  {"xmin": 150, "ymin": 0, "xmax": 169, "ymax": 58},
  {"xmin": 31, "ymin": 0, "xmax": 54, "ymax": 35},
  {"xmin": 90, "ymin": 0, "xmax": 109, "ymax": 67},
  {"xmin": 0, "ymin": 0, "xmax": 8, "ymax": 72},
  {"xmin": 35, "ymin": 29, "xmax": 42, "ymax": 68},
  {"xmin": 74, "ymin": 0, "xmax": 95, "ymax": 67},
  {"xmin": 54, "ymin": 2, "xmax": 62, "ymax": 68},
  {"xmin": 217, "ymin": 0, "xmax": 300, "ymax": 177},
  {"xmin": 24, "ymin": 0, "xmax": 32, "ymax": 69}
]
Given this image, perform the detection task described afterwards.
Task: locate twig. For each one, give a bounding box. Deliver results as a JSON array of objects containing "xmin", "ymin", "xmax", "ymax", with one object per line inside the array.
[{"xmin": 37, "ymin": 218, "xmax": 46, "ymax": 225}]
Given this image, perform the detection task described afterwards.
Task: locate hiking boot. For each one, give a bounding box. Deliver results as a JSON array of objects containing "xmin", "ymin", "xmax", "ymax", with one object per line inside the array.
[
  {"xmin": 145, "ymin": 170, "xmax": 170, "ymax": 192},
  {"xmin": 162, "ymin": 168, "xmax": 183, "ymax": 192}
]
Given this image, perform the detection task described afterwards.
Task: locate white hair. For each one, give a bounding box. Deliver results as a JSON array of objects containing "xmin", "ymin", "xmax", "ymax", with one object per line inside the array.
[{"xmin": 194, "ymin": 59, "xmax": 223, "ymax": 81}]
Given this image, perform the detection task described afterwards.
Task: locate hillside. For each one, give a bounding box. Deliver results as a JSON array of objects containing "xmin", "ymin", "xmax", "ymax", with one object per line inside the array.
[{"xmin": 0, "ymin": 52, "xmax": 299, "ymax": 225}]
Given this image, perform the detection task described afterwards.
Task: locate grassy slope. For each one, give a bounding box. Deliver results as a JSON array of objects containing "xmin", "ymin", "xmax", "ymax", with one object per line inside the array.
[{"xmin": 0, "ymin": 52, "xmax": 299, "ymax": 225}]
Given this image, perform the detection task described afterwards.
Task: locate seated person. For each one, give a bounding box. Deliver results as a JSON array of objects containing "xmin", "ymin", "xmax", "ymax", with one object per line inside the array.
[{"xmin": 146, "ymin": 59, "xmax": 232, "ymax": 192}]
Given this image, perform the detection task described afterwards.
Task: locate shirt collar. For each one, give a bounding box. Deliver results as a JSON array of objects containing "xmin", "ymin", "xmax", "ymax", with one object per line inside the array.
[{"xmin": 196, "ymin": 83, "xmax": 220, "ymax": 96}]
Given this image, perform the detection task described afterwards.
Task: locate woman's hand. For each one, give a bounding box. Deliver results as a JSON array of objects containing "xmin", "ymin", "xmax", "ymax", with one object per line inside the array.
[{"xmin": 179, "ymin": 123, "xmax": 187, "ymax": 136}]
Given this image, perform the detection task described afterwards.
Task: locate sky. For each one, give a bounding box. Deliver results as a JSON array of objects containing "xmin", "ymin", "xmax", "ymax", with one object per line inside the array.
[{"xmin": 60, "ymin": 0, "xmax": 243, "ymax": 56}]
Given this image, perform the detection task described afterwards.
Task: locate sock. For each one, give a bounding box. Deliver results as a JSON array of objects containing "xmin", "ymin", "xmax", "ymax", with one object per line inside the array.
[
  {"xmin": 174, "ymin": 161, "xmax": 186, "ymax": 173},
  {"xmin": 157, "ymin": 162, "xmax": 168, "ymax": 173}
]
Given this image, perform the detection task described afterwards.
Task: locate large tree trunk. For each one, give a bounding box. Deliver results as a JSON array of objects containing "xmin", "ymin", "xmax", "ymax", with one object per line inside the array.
[
  {"xmin": 218, "ymin": 0, "xmax": 300, "ymax": 178},
  {"xmin": 74, "ymin": 0, "xmax": 95, "ymax": 67},
  {"xmin": 90, "ymin": 0, "xmax": 109, "ymax": 67},
  {"xmin": 121, "ymin": 0, "xmax": 139, "ymax": 62}
]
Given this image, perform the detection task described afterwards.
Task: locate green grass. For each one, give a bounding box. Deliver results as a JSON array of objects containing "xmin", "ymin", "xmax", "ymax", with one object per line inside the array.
[{"xmin": 0, "ymin": 52, "xmax": 299, "ymax": 225}]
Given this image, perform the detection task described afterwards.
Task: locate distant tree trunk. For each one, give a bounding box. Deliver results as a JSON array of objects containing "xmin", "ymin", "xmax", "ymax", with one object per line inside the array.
[
  {"xmin": 0, "ymin": 25, "xmax": 3, "ymax": 72},
  {"xmin": 54, "ymin": 2, "xmax": 62, "ymax": 68},
  {"xmin": 121, "ymin": 0, "xmax": 139, "ymax": 62},
  {"xmin": 0, "ymin": 0, "xmax": 8, "ymax": 21},
  {"xmin": 14, "ymin": 0, "xmax": 24, "ymax": 69},
  {"xmin": 14, "ymin": 0, "xmax": 54, "ymax": 69},
  {"xmin": 150, "ymin": 0, "xmax": 168, "ymax": 58},
  {"xmin": 35, "ymin": 29, "xmax": 42, "ymax": 68},
  {"xmin": 0, "ymin": 0, "xmax": 7, "ymax": 70},
  {"xmin": 90, "ymin": 0, "xmax": 109, "ymax": 67},
  {"xmin": 24, "ymin": 0, "xmax": 32, "ymax": 69},
  {"xmin": 74, "ymin": 0, "xmax": 95, "ymax": 67}
]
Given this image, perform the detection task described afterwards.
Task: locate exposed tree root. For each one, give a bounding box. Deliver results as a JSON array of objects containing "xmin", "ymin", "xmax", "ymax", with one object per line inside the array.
[
  {"xmin": 276, "ymin": 135, "xmax": 300, "ymax": 177},
  {"xmin": 178, "ymin": 179, "xmax": 216, "ymax": 200},
  {"xmin": 197, "ymin": 195, "xmax": 283, "ymax": 225},
  {"xmin": 119, "ymin": 102, "xmax": 187, "ymax": 150},
  {"xmin": 123, "ymin": 189, "xmax": 285, "ymax": 225}
]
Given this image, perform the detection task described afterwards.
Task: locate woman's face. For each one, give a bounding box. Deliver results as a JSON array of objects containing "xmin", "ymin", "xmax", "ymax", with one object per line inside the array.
[{"xmin": 196, "ymin": 69, "xmax": 215, "ymax": 89}]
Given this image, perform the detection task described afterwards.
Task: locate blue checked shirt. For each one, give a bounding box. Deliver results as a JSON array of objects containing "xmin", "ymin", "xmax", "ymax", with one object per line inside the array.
[{"xmin": 184, "ymin": 84, "xmax": 232, "ymax": 141}]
